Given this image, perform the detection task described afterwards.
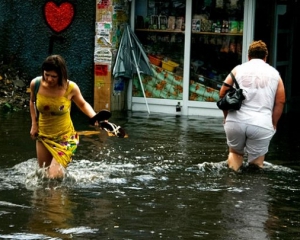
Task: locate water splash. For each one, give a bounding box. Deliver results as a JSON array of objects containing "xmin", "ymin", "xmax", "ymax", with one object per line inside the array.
[
  {"xmin": 0, "ymin": 233, "xmax": 57, "ymax": 240},
  {"xmin": 194, "ymin": 160, "xmax": 297, "ymax": 174},
  {"xmin": 0, "ymin": 201, "xmax": 31, "ymax": 209},
  {"xmin": 1, "ymin": 157, "xmax": 297, "ymax": 193},
  {"xmin": 1, "ymin": 158, "xmax": 138, "ymax": 191},
  {"xmin": 57, "ymin": 226, "xmax": 98, "ymax": 234},
  {"xmin": 197, "ymin": 160, "xmax": 228, "ymax": 173},
  {"xmin": 263, "ymin": 161, "xmax": 297, "ymax": 173}
]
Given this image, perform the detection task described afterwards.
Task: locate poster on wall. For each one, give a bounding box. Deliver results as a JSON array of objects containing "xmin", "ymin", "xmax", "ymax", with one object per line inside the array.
[
  {"xmin": 94, "ymin": 64, "xmax": 110, "ymax": 88},
  {"xmin": 111, "ymin": 3, "xmax": 129, "ymax": 48},
  {"xmin": 96, "ymin": 0, "xmax": 112, "ymax": 22},
  {"xmin": 93, "ymin": 0, "xmax": 131, "ymax": 111},
  {"xmin": 95, "ymin": 22, "xmax": 112, "ymax": 47},
  {"xmin": 94, "ymin": 47, "xmax": 112, "ymax": 64},
  {"xmin": 113, "ymin": 4, "xmax": 128, "ymax": 22},
  {"xmin": 97, "ymin": 11, "xmax": 112, "ymax": 22},
  {"xmin": 97, "ymin": 0, "xmax": 110, "ymax": 9}
]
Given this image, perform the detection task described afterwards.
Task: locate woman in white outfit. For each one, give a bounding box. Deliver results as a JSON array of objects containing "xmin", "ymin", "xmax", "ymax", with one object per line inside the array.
[{"xmin": 219, "ymin": 40, "xmax": 286, "ymax": 171}]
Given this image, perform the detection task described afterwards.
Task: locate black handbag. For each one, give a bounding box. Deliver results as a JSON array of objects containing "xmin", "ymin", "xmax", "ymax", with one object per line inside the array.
[{"xmin": 217, "ymin": 72, "xmax": 245, "ymax": 110}]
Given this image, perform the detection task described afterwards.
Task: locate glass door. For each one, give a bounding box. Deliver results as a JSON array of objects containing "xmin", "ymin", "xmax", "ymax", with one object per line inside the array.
[{"xmin": 272, "ymin": 3, "xmax": 294, "ymax": 113}]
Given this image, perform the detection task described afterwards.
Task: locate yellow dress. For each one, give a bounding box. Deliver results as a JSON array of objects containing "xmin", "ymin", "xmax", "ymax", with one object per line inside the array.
[{"xmin": 36, "ymin": 81, "xmax": 78, "ymax": 168}]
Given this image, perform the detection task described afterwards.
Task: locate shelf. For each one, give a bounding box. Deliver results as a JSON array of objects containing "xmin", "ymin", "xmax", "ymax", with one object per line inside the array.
[
  {"xmin": 135, "ymin": 29, "xmax": 184, "ymax": 33},
  {"xmin": 135, "ymin": 29, "xmax": 243, "ymax": 36},
  {"xmin": 192, "ymin": 31, "xmax": 243, "ymax": 36}
]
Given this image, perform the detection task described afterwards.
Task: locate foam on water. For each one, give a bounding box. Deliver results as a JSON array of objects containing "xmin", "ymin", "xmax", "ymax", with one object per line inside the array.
[
  {"xmin": 0, "ymin": 158, "xmax": 151, "ymax": 191},
  {"xmin": 57, "ymin": 226, "xmax": 98, "ymax": 234},
  {"xmin": 196, "ymin": 160, "xmax": 297, "ymax": 174},
  {"xmin": 0, "ymin": 157, "xmax": 297, "ymax": 193},
  {"xmin": 0, "ymin": 201, "xmax": 31, "ymax": 209},
  {"xmin": 0, "ymin": 233, "xmax": 57, "ymax": 240},
  {"xmin": 0, "ymin": 230, "xmax": 100, "ymax": 240}
]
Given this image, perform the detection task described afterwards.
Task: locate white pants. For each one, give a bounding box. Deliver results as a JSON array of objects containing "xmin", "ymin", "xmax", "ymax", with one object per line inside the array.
[{"xmin": 224, "ymin": 122, "xmax": 276, "ymax": 162}]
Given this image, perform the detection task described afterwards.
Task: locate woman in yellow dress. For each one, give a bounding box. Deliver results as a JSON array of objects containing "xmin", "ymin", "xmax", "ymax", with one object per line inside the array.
[{"xmin": 29, "ymin": 55, "xmax": 97, "ymax": 179}]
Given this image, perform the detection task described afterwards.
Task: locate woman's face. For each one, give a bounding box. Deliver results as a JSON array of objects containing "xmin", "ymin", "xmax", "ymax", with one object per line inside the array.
[{"xmin": 43, "ymin": 70, "xmax": 59, "ymax": 87}]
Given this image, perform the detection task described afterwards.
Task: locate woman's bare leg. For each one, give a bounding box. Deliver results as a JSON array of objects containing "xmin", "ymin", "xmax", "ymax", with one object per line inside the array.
[
  {"xmin": 36, "ymin": 141, "xmax": 65, "ymax": 179},
  {"xmin": 227, "ymin": 148, "xmax": 244, "ymax": 171},
  {"xmin": 36, "ymin": 141, "xmax": 52, "ymax": 168},
  {"xmin": 47, "ymin": 158, "xmax": 66, "ymax": 179},
  {"xmin": 249, "ymin": 155, "xmax": 265, "ymax": 168}
]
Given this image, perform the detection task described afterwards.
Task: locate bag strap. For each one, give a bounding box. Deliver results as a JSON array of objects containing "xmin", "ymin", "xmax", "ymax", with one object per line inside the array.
[
  {"xmin": 230, "ymin": 72, "xmax": 240, "ymax": 89},
  {"xmin": 222, "ymin": 82, "xmax": 232, "ymax": 88},
  {"xmin": 34, "ymin": 77, "xmax": 41, "ymax": 101},
  {"xmin": 33, "ymin": 77, "xmax": 41, "ymax": 121}
]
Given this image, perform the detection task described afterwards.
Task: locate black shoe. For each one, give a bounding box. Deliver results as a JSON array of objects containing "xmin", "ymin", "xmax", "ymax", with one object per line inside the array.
[{"xmin": 89, "ymin": 109, "xmax": 112, "ymax": 125}]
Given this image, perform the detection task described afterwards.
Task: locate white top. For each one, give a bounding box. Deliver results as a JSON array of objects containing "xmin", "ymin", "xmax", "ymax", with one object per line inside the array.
[{"xmin": 226, "ymin": 59, "xmax": 280, "ymax": 130}]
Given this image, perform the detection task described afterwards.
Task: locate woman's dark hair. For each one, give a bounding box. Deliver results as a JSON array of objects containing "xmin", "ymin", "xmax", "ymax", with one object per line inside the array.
[
  {"xmin": 248, "ymin": 40, "xmax": 268, "ymax": 60},
  {"xmin": 41, "ymin": 55, "xmax": 68, "ymax": 86}
]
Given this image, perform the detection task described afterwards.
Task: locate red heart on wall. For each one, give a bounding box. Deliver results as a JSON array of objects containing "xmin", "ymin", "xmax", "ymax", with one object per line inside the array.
[{"xmin": 44, "ymin": 1, "xmax": 75, "ymax": 33}]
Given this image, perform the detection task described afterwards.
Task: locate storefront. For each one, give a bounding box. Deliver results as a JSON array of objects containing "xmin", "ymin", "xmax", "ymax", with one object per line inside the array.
[
  {"xmin": 94, "ymin": 0, "xmax": 297, "ymax": 116},
  {"xmin": 127, "ymin": 0, "xmax": 253, "ymax": 116}
]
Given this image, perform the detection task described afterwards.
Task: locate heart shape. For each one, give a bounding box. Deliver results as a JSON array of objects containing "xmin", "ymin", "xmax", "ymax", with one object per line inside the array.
[{"xmin": 44, "ymin": 1, "xmax": 75, "ymax": 33}]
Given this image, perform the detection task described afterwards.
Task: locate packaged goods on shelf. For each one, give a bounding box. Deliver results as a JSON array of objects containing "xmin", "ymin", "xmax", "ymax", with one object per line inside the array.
[
  {"xmin": 192, "ymin": 19, "xmax": 201, "ymax": 32},
  {"xmin": 148, "ymin": 55, "xmax": 162, "ymax": 67},
  {"xmin": 168, "ymin": 16, "xmax": 176, "ymax": 30},
  {"xmin": 201, "ymin": 19, "xmax": 213, "ymax": 32},
  {"xmin": 162, "ymin": 60, "xmax": 179, "ymax": 72}
]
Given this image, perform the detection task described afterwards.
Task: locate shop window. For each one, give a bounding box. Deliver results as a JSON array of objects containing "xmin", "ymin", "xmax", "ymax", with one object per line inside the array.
[
  {"xmin": 134, "ymin": 0, "xmax": 185, "ymax": 100},
  {"xmin": 190, "ymin": 0, "xmax": 244, "ymax": 102},
  {"xmin": 133, "ymin": 0, "xmax": 244, "ymax": 102}
]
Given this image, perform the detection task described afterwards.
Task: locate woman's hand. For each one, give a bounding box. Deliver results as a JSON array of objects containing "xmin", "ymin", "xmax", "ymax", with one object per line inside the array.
[{"xmin": 30, "ymin": 123, "xmax": 39, "ymax": 140}]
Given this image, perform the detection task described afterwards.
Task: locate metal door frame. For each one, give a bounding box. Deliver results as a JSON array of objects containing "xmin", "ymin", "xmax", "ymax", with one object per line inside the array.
[{"xmin": 271, "ymin": 2, "xmax": 294, "ymax": 113}]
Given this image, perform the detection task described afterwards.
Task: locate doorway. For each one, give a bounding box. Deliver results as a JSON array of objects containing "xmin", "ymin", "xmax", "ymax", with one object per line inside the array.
[{"xmin": 254, "ymin": 0, "xmax": 298, "ymax": 113}]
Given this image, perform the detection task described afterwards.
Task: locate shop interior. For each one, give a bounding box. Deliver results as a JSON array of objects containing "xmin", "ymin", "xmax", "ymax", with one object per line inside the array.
[{"xmin": 133, "ymin": 0, "xmax": 244, "ymax": 102}]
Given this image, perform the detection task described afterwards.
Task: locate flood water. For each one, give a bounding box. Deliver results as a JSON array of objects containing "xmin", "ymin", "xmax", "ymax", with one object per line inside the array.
[{"xmin": 0, "ymin": 108, "xmax": 299, "ymax": 240}]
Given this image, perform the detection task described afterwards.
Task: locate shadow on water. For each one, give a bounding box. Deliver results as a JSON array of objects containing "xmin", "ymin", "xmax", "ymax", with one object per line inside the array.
[{"xmin": 0, "ymin": 109, "xmax": 299, "ymax": 239}]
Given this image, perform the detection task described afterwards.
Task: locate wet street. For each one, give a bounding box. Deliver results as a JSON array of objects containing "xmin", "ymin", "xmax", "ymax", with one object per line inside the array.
[{"xmin": 0, "ymin": 109, "xmax": 299, "ymax": 240}]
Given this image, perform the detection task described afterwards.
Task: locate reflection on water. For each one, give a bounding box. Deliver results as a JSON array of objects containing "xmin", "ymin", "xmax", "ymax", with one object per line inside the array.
[
  {"xmin": 28, "ymin": 186, "xmax": 77, "ymax": 239},
  {"xmin": 0, "ymin": 110, "xmax": 300, "ymax": 239}
]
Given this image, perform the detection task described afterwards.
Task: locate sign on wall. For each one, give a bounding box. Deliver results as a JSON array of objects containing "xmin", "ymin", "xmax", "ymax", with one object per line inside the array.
[{"xmin": 44, "ymin": 1, "xmax": 75, "ymax": 33}]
